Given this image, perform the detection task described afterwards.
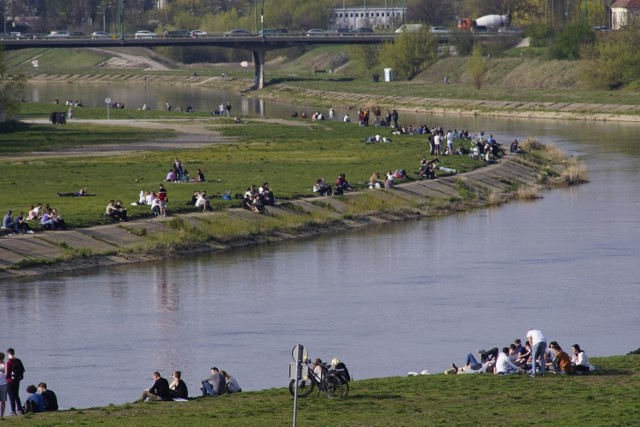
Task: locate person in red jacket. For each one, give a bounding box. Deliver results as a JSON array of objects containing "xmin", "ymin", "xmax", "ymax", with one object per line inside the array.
[{"xmin": 5, "ymin": 348, "xmax": 24, "ymax": 415}]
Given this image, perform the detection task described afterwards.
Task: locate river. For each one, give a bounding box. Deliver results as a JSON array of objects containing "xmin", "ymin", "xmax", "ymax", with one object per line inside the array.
[{"xmin": 1, "ymin": 83, "xmax": 639, "ymax": 410}]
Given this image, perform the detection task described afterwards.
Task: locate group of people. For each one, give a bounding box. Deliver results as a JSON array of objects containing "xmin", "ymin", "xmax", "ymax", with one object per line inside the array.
[
  {"xmin": 2, "ymin": 210, "xmax": 34, "ymax": 234},
  {"xmin": 134, "ymin": 367, "xmax": 241, "ymax": 403},
  {"xmin": 312, "ymin": 173, "xmax": 356, "ymax": 196},
  {"xmin": 165, "ymin": 159, "xmax": 206, "ymax": 184},
  {"xmin": 241, "ymin": 183, "xmax": 275, "ymax": 214},
  {"xmin": 0, "ymin": 348, "xmax": 58, "ymax": 417},
  {"xmin": 2, "ymin": 203, "xmax": 66, "ymax": 234},
  {"xmin": 105, "ymin": 200, "xmax": 128, "ymax": 221},
  {"xmin": 367, "ymin": 170, "xmax": 407, "ymax": 189},
  {"xmin": 445, "ymin": 329, "xmax": 596, "ymax": 376}
]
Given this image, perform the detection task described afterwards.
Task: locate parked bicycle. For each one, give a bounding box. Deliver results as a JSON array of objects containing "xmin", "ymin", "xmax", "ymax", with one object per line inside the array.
[{"xmin": 289, "ymin": 358, "xmax": 344, "ymax": 398}]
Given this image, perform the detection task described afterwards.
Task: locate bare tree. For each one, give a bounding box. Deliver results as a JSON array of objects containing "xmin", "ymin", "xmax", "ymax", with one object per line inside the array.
[{"xmin": 407, "ymin": 0, "xmax": 456, "ymax": 26}]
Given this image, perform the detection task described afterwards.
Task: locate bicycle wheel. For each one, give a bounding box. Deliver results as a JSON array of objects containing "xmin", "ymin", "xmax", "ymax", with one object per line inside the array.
[
  {"xmin": 289, "ymin": 378, "xmax": 314, "ymax": 398},
  {"xmin": 323, "ymin": 374, "xmax": 343, "ymax": 399}
]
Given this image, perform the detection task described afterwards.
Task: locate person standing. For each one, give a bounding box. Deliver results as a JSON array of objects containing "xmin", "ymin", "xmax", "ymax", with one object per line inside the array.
[
  {"xmin": 527, "ymin": 329, "xmax": 547, "ymax": 376},
  {"xmin": 225, "ymin": 102, "xmax": 232, "ymax": 118},
  {"xmin": 134, "ymin": 371, "xmax": 171, "ymax": 403},
  {"xmin": 0, "ymin": 353, "xmax": 7, "ymax": 418},
  {"xmin": 157, "ymin": 184, "xmax": 168, "ymax": 217},
  {"xmin": 5, "ymin": 348, "xmax": 24, "ymax": 415}
]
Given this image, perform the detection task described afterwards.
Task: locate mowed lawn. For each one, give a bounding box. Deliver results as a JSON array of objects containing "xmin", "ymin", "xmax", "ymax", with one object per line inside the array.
[{"xmin": 6, "ymin": 355, "xmax": 640, "ymax": 426}]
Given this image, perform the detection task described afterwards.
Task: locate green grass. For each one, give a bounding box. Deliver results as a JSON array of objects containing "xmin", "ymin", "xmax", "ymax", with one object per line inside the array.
[
  {"xmin": 1, "ymin": 106, "xmax": 484, "ymax": 228},
  {"xmin": 7, "ymin": 355, "xmax": 640, "ymax": 426}
]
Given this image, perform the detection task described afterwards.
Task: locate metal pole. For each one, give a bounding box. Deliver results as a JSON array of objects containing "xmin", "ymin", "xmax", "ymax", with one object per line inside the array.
[{"xmin": 260, "ymin": 0, "xmax": 264, "ymax": 37}]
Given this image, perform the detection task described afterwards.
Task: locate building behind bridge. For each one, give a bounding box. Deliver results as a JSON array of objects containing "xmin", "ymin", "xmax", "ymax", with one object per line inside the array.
[{"xmin": 331, "ymin": 5, "xmax": 406, "ymax": 31}]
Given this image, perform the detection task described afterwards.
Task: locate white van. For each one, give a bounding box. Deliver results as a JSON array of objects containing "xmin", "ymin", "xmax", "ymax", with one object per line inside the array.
[{"xmin": 395, "ymin": 24, "xmax": 424, "ymax": 33}]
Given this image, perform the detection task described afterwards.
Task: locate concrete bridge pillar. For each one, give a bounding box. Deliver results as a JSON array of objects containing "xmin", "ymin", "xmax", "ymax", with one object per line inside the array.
[{"xmin": 252, "ymin": 49, "xmax": 266, "ymax": 89}]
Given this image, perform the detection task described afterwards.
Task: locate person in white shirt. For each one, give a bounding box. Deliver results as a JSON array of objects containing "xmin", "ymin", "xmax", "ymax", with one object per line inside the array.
[
  {"xmin": 495, "ymin": 347, "xmax": 523, "ymax": 374},
  {"xmin": 527, "ymin": 329, "xmax": 547, "ymax": 376},
  {"xmin": 571, "ymin": 344, "xmax": 596, "ymax": 373}
]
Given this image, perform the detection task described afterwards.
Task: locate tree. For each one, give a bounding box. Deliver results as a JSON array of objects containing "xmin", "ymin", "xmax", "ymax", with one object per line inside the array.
[
  {"xmin": 406, "ymin": 0, "xmax": 456, "ymax": 26},
  {"xmin": 378, "ymin": 28, "xmax": 437, "ymax": 80},
  {"xmin": 549, "ymin": 22, "xmax": 595, "ymax": 60},
  {"xmin": 0, "ymin": 47, "xmax": 27, "ymax": 121},
  {"xmin": 467, "ymin": 44, "xmax": 486, "ymax": 89},
  {"xmin": 582, "ymin": 20, "xmax": 640, "ymax": 89},
  {"xmin": 350, "ymin": 45, "xmax": 379, "ymax": 71}
]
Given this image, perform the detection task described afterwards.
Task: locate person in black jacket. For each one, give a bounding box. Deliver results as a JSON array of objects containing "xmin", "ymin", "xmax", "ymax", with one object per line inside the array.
[
  {"xmin": 169, "ymin": 371, "xmax": 188, "ymax": 399},
  {"xmin": 37, "ymin": 382, "xmax": 58, "ymax": 411},
  {"xmin": 134, "ymin": 371, "xmax": 170, "ymax": 403}
]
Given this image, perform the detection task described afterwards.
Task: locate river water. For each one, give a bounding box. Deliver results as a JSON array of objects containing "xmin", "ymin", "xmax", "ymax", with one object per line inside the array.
[{"xmin": 1, "ymin": 83, "xmax": 639, "ymax": 409}]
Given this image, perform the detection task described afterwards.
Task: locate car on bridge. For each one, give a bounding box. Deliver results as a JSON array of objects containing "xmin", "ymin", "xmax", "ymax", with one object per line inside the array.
[
  {"xmin": 190, "ymin": 30, "xmax": 208, "ymax": 37},
  {"xmin": 134, "ymin": 30, "xmax": 156, "ymax": 39},
  {"xmin": 259, "ymin": 28, "xmax": 289, "ymax": 36},
  {"xmin": 430, "ymin": 26, "xmax": 450, "ymax": 34},
  {"xmin": 91, "ymin": 31, "xmax": 111, "ymax": 39},
  {"xmin": 165, "ymin": 30, "xmax": 190, "ymax": 38},
  {"xmin": 224, "ymin": 29, "xmax": 251, "ymax": 37},
  {"xmin": 306, "ymin": 28, "xmax": 326, "ymax": 36},
  {"xmin": 47, "ymin": 31, "xmax": 71, "ymax": 38},
  {"xmin": 355, "ymin": 27, "xmax": 374, "ymax": 34}
]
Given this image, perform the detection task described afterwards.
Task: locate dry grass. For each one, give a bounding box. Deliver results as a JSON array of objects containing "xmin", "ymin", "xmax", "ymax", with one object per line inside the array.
[
  {"xmin": 559, "ymin": 158, "xmax": 589, "ymax": 184},
  {"xmin": 515, "ymin": 186, "xmax": 542, "ymax": 200}
]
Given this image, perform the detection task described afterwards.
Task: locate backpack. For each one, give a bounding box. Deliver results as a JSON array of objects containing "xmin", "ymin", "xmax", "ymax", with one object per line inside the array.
[{"xmin": 11, "ymin": 358, "xmax": 25, "ymax": 381}]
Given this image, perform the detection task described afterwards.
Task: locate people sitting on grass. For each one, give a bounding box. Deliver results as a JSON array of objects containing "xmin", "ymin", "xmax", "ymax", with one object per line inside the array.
[
  {"xmin": 195, "ymin": 191, "xmax": 213, "ymax": 212},
  {"xmin": 495, "ymin": 347, "xmax": 524, "ymax": 375},
  {"xmin": 38, "ymin": 382, "xmax": 59, "ymax": 411},
  {"xmin": 313, "ymin": 178, "xmax": 333, "ymax": 196},
  {"xmin": 196, "ymin": 169, "xmax": 205, "ymax": 182},
  {"xmin": 105, "ymin": 200, "xmax": 127, "ymax": 221},
  {"xmin": 546, "ymin": 342, "xmax": 573, "ymax": 374},
  {"xmin": 2, "ymin": 210, "xmax": 20, "ymax": 233},
  {"xmin": 41, "ymin": 208, "xmax": 66, "ymax": 230},
  {"xmin": 57, "ymin": 187, "xmax": 94, "ymax": 197},
  {"xmin": 446, "ymin": 351, "xmax": 495, "ymax": 375},
  {"xmin": 201, "ymin": 367, "xmax": 227, "ymax": 397},
  {"xmin": 242, "ymin": 185, "xmax": 268, "ymax": 214},
  {"xmin": 134, "ymin": 371, "xmax": 171, "ymax": 403},
  {"xmin": 169, "ymin": 371, "xmax": 189, "ymax": 400},
  {"xmin": 166, "ymin": 169, "xmax": 177, "ymax": 182},
  {"xmin": 28, "ymin": 203, "xmax": 42, "ymax": 220},
  {"xmin": 418, "ymin": 157, "xmax": 439, "ymax": 179},
  {"xmin": 571, "ymin": 344, "xmax": 596, "ymax": 373},
  {"xmin": 368, "ymin": 172, "xmax": 384, "ymax": 189},
  {"xmin": 259, "ymin": 182, "xmax": 275, "ymax": 206},
  {"xmin": 23, "ymin": 384, "xmax": 45, "ymax": 414},
  {"xmin": 220, "ymin": 370, "xmax": 242, "ymax": 393},
  {"xmin": 510, "ymin": 139, "xmax": 523, "ymax": 154},
  {"xmin": 16, "ymin": 212, "xmax": 34, "ymax": 234},
  {"xmin": 334, "ymin": 173, "xmax": 355, "ymax": 195}
]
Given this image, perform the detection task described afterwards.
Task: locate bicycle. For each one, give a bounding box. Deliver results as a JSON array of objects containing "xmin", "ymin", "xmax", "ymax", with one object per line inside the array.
[{"xmin": 289, "ymin": 360, "xmax": 344, "ymax": 398}]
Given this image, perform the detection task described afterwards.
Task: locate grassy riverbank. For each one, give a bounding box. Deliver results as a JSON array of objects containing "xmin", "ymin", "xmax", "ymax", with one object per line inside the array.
[
  {"xmin": 2, "ymin": 109, "xmax": 483, "ymax": 228},
  {"xmin": 7, "ymin": 354, "xmax": 640, "ymax": 426}
]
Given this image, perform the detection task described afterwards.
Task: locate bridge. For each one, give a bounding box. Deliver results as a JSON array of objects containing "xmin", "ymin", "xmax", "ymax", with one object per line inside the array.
[{"xmin": 1, "ymin": 33, "xmax": 398, "ymax": 89}]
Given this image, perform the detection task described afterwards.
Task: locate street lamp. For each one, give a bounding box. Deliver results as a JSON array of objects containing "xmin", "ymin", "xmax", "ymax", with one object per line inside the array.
[{"xmin": 97, "ymin": 4, "xmax": 111, "ymax": 32}]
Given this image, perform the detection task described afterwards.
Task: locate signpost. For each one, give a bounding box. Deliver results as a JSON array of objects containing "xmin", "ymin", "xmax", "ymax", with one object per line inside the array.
[
  {"xmin": 289, "ymin": 344, "xmax": 308, "ymax": 427},
  {"xmin": 105, "ymin": 97, "xmax": 111, "ymax": 119}
]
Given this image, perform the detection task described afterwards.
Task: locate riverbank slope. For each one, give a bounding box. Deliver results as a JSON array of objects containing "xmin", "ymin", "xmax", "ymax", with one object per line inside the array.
[{"xmin": 0, "ymin": 144, "xmax": 582, "ymax": 279}]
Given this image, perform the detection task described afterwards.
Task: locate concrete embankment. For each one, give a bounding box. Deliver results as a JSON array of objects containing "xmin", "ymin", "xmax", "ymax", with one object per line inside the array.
[{"xmin": 0, "ymin": 156, "xmax": 546, "ymax": 280}]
